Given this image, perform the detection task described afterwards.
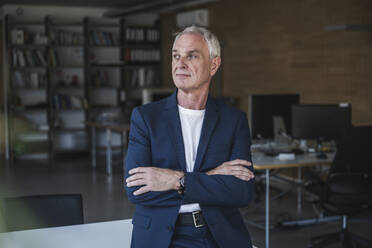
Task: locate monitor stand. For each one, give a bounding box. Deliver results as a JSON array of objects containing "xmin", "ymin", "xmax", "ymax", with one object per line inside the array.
[{"xmin": 273, "ymin": 115, "xmax": 291, "ymax": 146}]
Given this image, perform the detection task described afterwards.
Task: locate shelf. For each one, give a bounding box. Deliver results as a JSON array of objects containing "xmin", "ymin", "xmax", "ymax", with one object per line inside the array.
[
  {"xmin": 10, "ymin": 22, "xmax": 45, "ymax": 26},
  {"xmin": 125, "ymin": 62, "xmax": 161, "ymax": 67},
  {"xmin": 10, "ymin": 44, "xmax": 48, "ymax": 48},
  {"xmin": 50, "ymin": 45, "xmax": 84, "ymax": 48},
  {"xmin": 88, "ymin": 24, "xmax": 120, "ymax": 28},
  {"xmin": 18, "ymin": 132, "xmax": 48, "ymax": 142},
  {"xmin": 11, "ymin": 67, "xmax": 47, "ymax": 70},
  {"xmin": 88, "ymin": 45, "xmax": 122, "ymax": 48},
  {"xmin": 13, "ymin": 87, "xmax": 47, "ymax": 91},
  {"xmin": 17, "ymin": 153, "xmax": 49, "ymax": 160},
  {"xmin": 124, "ymin": 42, "xmax": 160, "ymax": 47},
  {"xmin": 50, "ymin": 65, "xmax": 84, "ymax": 69},
  {"xmin": 90, "ymin": 63, "xmax": 123, "ymax": 68},
  {"xmin": 54, "ymin": 86, "xmax": 84, "ymax": 90},
  {"xmin": 55, "ymin": 127, "xmax": 85, "ymax": 132},
  {"xmin": 88, "ymin": 105, "xmax": 120, "ymax": 109},
  {"xmin": 13, "ymin": 107, "xmax": 48, "ymax": 112},
  {"xmin": 96, "ymin": 145, "xmax": 124, "ymax": 150},
  {"xmin": 53, "ymin": 148, "xmax": 88, "ymax": 154},
  {"xmin": 49, "ymin": 22, "xmax": 83, "ymax": 27},
  {"xmin": 54, "ymin": 108, "xmax": 86, "ymax": 112},
  {"xmin": 90, "ymin": 86, "xmax": 120, "ymax": 90}
]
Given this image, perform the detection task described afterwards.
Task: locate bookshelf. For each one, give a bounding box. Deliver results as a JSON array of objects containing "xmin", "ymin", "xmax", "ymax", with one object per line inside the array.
[
  {"xmin": 4, "ymin": 15, "xmax": 162, "ymax": 164},
  {"xmin": 6, "ymin": 15, "xmax": 50, "ymax": 161},
  {"xmin": 123, "ymin": 26, "xmax": 161, "ymax": 102},
  {"xmin": 47, "ymin": 18, "xmax": 87, "ymax": 160}
]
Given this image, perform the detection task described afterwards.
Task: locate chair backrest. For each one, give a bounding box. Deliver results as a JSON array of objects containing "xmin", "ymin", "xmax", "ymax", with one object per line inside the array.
[
  {"xmin": 331, "ymin": 126, "xmax": 372, "ymax": 174},
  {"xmin": 323, "ymin": 126, "xmax": 372, "ymax": 214},
  {"xmin": 0, "ymin": 194, "xmax": 83, "ymax": 232}
]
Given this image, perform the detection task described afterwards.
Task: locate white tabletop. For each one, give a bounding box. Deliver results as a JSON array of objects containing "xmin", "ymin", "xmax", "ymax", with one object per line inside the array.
[{"xmin": 0, "ymin": 219, "xmax": 133, "ymax": 248}]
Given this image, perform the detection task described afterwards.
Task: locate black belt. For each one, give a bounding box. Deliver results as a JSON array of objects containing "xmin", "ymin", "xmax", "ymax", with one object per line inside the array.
[{"xmin": 176, "ymin": 211, "xmax": 206, "ymax": 228}]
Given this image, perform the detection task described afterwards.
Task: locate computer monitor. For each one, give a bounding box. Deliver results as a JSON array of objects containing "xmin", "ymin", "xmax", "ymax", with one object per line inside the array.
[
  {"xmin": 141, "ymin": 88, "xmax": 174, "ymax": 104},
  {"xmin": 291, "ymin": 103, "xmax": 352, "ymax": 140},
  {"xmin": 249, "ymin": 94, "xmax": 300, "ymax": 139}
]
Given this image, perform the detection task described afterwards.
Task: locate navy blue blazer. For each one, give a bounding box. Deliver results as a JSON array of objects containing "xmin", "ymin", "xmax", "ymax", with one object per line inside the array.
[{"xmin": 125, "ymin": 91, "xmax": 255, "ymax": 248}]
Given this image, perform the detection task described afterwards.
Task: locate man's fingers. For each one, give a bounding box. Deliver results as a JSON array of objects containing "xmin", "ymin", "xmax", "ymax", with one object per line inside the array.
[
  {"xmin": 129, "ymin": 167, "xmax": 151, "ymax": 175},
  {"xmin": 231, "ymin": 170, "xmax": 254, "ymax": 179},
  {"xmin": 230, "ymin": 166, "xmax": 254, "ymax": 178},
  {"xmin": 127, "ymin": 179, "xmax": 147, "ymax": 187},
  {"xmin": 234, "ymin": 159, "xmax": 252, "ymax": 166},
  {"xmin": 126, "ymin": 173, "xmax": 146, "ymax": 183},
  {"xmin": 133, "ymin": 186, "xmax": 151, "ymax": 195},
  {"xmin": 233, "ymin": 175, "xmax": 252, "ymax": 181},
  {"xmin": 225, "ymin": 159, "xmax": 252, "ymax": 167},
  {"xmin": 231, "ymin": 165, "xmax": 254, "ymax": 174}
]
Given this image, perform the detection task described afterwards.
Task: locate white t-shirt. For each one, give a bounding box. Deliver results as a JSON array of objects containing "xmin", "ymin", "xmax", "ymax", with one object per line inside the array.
[{"xmin": 178, "ymin": 105, "xmax": 205, "ymax": 213}]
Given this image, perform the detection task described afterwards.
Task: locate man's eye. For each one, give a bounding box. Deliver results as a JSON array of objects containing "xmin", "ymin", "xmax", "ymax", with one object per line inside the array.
[
  {"xmin": 188, "ymin": 55, "xmax": 197, "ymax": 60},
  {"xmin": 173, "ymin": 54, "xmax": 180, "ymax": 60}
]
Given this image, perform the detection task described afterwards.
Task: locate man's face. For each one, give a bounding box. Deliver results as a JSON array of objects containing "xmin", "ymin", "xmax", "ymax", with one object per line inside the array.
[{"xmin": 172, "ymin": 33, "xmax": 220, "ymax": 93}]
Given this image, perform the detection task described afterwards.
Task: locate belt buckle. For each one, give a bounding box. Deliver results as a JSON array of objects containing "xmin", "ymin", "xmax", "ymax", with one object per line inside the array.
[{"xmin": 192, "ymin": 211, "xmax": 204, "ymax": 228}]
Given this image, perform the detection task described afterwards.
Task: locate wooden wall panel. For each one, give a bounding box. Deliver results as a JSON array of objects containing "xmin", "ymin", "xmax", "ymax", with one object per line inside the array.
[{"xmin": 160, "ymin": 0, "xmax": 372, "ymax": 125}]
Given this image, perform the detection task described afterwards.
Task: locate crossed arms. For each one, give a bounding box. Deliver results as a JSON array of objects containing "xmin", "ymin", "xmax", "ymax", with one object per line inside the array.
[{"xmin": 125, "ymin": 107, "xmax": 255, "ymax": 208}]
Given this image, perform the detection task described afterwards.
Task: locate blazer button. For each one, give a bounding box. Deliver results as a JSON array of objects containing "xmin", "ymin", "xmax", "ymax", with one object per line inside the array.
[{"xmin": 167, "ymin": 226, "xmax": 173, "ymax": 232}]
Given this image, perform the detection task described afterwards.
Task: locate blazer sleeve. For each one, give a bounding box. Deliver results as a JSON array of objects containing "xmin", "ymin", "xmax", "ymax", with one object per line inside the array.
[
  {"xmin": 124, "ymin": 107, "xmax": 182, "ymax": 207},
  {"xmin": 182, "ymin": 112, "xmax": 255, "ymax": 208}
]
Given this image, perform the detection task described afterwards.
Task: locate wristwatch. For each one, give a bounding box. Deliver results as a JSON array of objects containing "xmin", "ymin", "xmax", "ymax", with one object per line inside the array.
[{"xmin": 178, "ymin": 175, "xmax": 185, "ymax": 195}]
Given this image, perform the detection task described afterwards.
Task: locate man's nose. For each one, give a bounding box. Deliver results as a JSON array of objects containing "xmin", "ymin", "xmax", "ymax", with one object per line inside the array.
[{"xmin": 175, "ymin": 57, "xmax": 187, "ymax": 68}]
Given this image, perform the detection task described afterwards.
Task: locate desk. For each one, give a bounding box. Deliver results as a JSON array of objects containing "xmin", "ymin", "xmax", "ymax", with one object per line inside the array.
[
  {"xmin": 85, "ymin": 121, "xmax": 130, "ymax": 176},
  {"xmin": 252, "ymin": 152, "xmax": 334, "ymax": 248},
  {"xmin": 0, "ymin": 219, "xmax": 132, "ymax": 248}
]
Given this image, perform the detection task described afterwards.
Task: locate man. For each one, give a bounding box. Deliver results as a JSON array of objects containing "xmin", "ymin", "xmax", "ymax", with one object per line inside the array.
[{"xmin": 125, "ymin": 25, "xmax": 255, "ymax": 248}]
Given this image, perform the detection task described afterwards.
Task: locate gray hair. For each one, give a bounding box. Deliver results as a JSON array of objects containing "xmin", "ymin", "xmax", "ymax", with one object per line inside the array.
[{"xmin": 173, "ymin": 25, "xmax": 221, "ymax": 59}]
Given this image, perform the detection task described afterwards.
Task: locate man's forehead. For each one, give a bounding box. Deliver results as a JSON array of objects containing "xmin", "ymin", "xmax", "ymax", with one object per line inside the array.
[
  {"xmin": 172, "ymin": 48, "xmax": 202, "ymax": 54},
  {"xmin": 173, "ymin": 32, "xmax": 208, "ymax": 52}
]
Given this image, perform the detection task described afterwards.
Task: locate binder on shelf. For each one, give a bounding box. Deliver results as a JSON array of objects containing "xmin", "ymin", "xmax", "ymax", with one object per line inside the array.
[
  {"xmin": 50, "ymin": 30, "xmax": 84, "ymax": 45},
  {"xmin": 129, "ymin": 67, "xmax": 158, "ymax": 88},
  {"xmin": 12, "ymin": 48, "xmax": 47, "ymax": 67},
  {"xmin": 89, "ymin": 30, "xmax": 118, "ymax": 46},
  {"xmin": 11, "ymin": 28, "xmax": 25, "ymax": 45},
  {"xmin": 125, "ymin": 48, "xmax": 160, "ymax": 62},
  {"xmin": 17, "ymin": 49, "xmax": 26, "ymax": 67},
  {"xmin": 12, "ymin": 71, "xmax": 47, "ymax": 88},
  {"xmin": 53, "ymin": 93, "xmax": 86, "ymax": 109},
  {"xmin": 124, "ymin": 27, "xmax": 159, "ymax": 43},
  {"xmin": 48, "ymin": 48, "xmax": 60, "ymax": 67}
]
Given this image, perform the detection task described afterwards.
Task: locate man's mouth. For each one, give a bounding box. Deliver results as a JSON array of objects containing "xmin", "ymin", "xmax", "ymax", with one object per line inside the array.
[{"xmin": 175, "ymin": 73, "xmax": 191, "ymax": 78}]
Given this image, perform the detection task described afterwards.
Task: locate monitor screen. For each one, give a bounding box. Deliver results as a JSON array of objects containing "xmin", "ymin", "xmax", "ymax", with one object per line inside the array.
[
  {"xmin": 291, "ymin": 104, "xmax": 352, "ymax": 140},
  {"xmin": 249, "ymin": 94, "xmax": 300, "ymax": 139}
]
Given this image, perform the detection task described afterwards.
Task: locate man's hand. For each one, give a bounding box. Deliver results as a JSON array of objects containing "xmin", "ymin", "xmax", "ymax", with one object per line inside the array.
[
  {"xmin": 126, "ymin": 167, "xmax": 184, "ymax": 196},
  {"xmin": 206, "ymin": 159, "xmax": 254, "ymax": 181}
]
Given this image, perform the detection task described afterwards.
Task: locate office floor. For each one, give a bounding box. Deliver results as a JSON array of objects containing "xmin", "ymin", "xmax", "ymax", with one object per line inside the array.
[{"xmin": 0, "ymin": 155, "xmax": 371, "ymax": 248}]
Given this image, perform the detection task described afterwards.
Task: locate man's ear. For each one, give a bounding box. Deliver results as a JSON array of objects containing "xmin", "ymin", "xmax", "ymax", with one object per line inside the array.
[{"xmin": 210, "ymin": 56, "xmax": 221, "ymax": 76}]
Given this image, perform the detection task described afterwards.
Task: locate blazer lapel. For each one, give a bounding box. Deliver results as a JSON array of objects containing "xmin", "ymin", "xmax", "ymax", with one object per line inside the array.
[
  {"xmin": 193, "ymin": 96, "xmax": 219, "ymax": 172},
  {"xmin": 164, "ymin": 92, "xmax": 187, "ymax": 171}
]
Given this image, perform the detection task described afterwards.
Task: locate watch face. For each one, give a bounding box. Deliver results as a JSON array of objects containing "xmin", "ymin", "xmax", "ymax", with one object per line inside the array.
[{"xmin": 180, "ymin": 176, "xmax": 185, "ymax": 187}]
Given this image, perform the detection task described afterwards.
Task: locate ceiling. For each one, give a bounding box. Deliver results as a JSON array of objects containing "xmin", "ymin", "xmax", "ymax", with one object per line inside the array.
[
  {"xmin": 0, "ymin": 0, "xmax": 216, "ymax": 17},
  {"xmin": 0, "ymin": 0, "xmax": 144, "ymax": 8}
]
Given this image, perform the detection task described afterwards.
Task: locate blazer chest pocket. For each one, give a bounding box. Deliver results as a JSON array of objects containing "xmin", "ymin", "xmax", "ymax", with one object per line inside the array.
[{"xmin": 132, "ymin": 214, "xmax": 151, "ymax": 229}]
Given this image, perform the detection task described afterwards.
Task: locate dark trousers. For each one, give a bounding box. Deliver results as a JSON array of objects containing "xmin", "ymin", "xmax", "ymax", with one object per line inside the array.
[{"xmin": 169, "ymin": 225, "xmax": 220, "ymax": 248}]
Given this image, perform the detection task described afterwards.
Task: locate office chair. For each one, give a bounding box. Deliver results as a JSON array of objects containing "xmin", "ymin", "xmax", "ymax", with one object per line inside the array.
[
  {"xmin": 0, "ymin": 194, "xmax": 84, "ymax": 232},
  {"xmin": 308, "ymin": 126, "xmax": 372, "ymax": 248}
]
